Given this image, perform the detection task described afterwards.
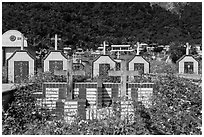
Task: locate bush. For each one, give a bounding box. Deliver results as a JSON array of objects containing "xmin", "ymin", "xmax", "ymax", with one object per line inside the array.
[
  {"xmin": 2, "ymin": 72, "xmax": 202, "ymax": 135},
  {"xmin": 149, "ymin": 75, "xmax": 202, "ymax": 135}
]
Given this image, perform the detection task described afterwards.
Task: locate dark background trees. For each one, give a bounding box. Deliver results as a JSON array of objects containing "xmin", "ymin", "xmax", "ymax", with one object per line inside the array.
[{"xmin": 2, "ymin": 2, "xmax": 202, "ymax": 60}]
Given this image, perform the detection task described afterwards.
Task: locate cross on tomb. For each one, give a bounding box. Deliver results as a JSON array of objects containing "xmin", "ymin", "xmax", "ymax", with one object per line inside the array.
[
  {"xmin": 108, "ymin": 60, "xmax": 140, "ymax": 97},
  {"xmin": 103, "ymin": 41, "xmax": 109, "ymax": 55},
  {"xmin": 54, "ymin": 57, "xmax": 85, "ymax": 100},
  {"xmin": 136, "ymin": 42, "xmax": 140, "ymax": 55},
  {"xmin": 185, "ymin": 42, "xmax": 191, "ymax": 55},
  {"xmin": 51, "ymin": 34, "xmax": 62, "ymax": 50}
]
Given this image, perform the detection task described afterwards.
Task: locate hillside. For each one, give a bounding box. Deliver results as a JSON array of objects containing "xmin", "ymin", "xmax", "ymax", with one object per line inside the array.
[{"xmin": 2, "ymin": 2, "xmax": 201, "ymax": 52}]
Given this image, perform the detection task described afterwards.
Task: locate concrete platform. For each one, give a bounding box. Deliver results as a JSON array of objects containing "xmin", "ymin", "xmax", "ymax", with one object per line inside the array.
[{"xmin": 2, "ymin": 84, "xmax": 16, "ymax": 93}]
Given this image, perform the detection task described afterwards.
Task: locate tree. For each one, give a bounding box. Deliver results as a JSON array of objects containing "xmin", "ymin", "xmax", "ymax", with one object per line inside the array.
[{"xmin": 169, "ymin": 42, "xmax": 186, "ymax": 63}]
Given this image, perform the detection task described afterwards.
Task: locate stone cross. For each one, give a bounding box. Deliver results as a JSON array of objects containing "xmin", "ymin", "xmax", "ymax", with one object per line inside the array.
[
  {"xmin": 108, "ymin": 60, "xmax": 140, "ymax": 97},
  {"xmin": 136, "ymin": 42, "xmax": 140, "ymax": 55},
  {"xmin": 103, "ymin": 41, "xmax": 108, "ymax": 55},
  {"xmin": 54, "ymin": 57, "xmax": 85, "ymax": 100},
  {"xmin": 186, "ymin": 42, "xmax": 191, "ymax": 55},
  {"xmin": 51, "ymin": 34, "xmax": 62, "ymax": 50}
]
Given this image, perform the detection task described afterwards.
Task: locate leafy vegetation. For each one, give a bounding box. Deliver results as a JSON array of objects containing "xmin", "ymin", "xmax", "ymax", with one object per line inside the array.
[{"xmin": 2, "ymin": 72, "xmax": 202, "ymax": 135}]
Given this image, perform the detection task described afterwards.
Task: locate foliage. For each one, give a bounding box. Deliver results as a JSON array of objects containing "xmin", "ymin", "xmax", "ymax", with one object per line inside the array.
[
  {"xmin": 2, "ymin": 84, "xmax": 53, "ymax": 135},
  {"xmin": 169, "ymin": 42, "xmax": 186, "ymax": 63},
  {"xmin": 2, "ymin": 2, "xmax": 201, "ymax": 53},
  {"xmin": 150, "ymin": 75, "xmax": 202, "ymax": 135},
  {"xmin": 150, "ymin": 60, "xmax": 177, "ymax": 74},
  {"xmin": 2, "ymin": 71, "xmax": 202, "ymax": 135}
]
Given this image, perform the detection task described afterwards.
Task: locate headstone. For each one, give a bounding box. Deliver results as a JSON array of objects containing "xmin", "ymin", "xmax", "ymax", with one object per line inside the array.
[
  {"xmin": 92, "ymin": 55, "xmax": 116, "ymax": 78},
  {"xmin": 43, "ymin": 51, "xmax": 68, "ymax": 73},
  {"xmin": 128, "ymin": 54, "xmax": 150, "ymax": 74}
]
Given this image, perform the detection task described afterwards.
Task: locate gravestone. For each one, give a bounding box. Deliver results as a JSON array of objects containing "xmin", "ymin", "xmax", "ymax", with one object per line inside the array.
[
  {"xmin": 92, "ymin": 55, "xmax": 116, "ymax": 78},
  {"xmin": 177, "ymin": 43, "xmax": 199, "ymax": 74},
  {"xmin": 43, "ymin": 34, "xmax": 68, "ymax": 73}
]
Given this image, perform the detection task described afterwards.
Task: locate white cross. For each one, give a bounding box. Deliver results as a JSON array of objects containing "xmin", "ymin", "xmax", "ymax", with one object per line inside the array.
[
  {"xmin": 103, "ymin": 41, "xmax": 108, "ymax": 55},
  {"xmin": 51, "ymin": 34, "xmax": 61, "ymax": 50},
  {"xmin": 136, "ymin": 42, "xmax": 140, "ymax": 55},
  {"xmin": 186, "ymin": 42, "xmax": 191, "ymax": 55}
]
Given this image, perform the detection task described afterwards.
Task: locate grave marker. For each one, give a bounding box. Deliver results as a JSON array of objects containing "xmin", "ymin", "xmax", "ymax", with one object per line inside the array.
[
  {"xmin": 136, "ymin": 42, "xmax": 140, "ymax": 55},
  {"xmin": 103, "ymin": 41, "xmax": 108, "ymax": 55},
  {"xmin": 108, "ymin": 60, "xmax": 140, "ymax": 97},
  {"xmin": 92, "ymin": 55, "xmax": 116, "ymax": 78},
  {"xmin": 54, "ymin": 57, "xmax": 85, "ymax": 99},
  {"xmin": 51, "ymin": 34, "xmax": 61, "ymax": 50},
  {"xmin": 177, "ymin": 43, "xmax": 199, "ymax": 74}
]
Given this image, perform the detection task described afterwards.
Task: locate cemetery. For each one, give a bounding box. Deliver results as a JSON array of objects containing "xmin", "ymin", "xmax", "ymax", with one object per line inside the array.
[
  {"xmin": 2, "ymin": 2, "xmax": 202, "ymax": 135},
  {"xmin": 2, "ymin": 30, "xmax": 202, "ymax": 135},
  {"xmin": 2, "ymin": 29, "xmax": 202, "ymax": 135}
]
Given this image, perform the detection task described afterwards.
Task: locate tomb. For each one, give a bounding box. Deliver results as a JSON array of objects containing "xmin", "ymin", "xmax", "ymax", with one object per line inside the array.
[
  {"xmin": 7, "ymin": 50, "xmax": 36, "ymax": 83},
  {"xmin": 2, "ymin": 30, "xmax": 35, "ymax": 66},
  {"xmin": 43, "ymin": 34, "xmax": 68, "ymax": 73},
  {"xmin": 128, "ymin": 42, "xmax": 150, "ymax": 74},
  {"xmin": 43, "ymin": 50, "xmax": 68, "ymax": 73},
  {"xmin": 92, "ymin": 55, "xmax": 117, "ymax": 78},
  {"xmin": 177, "ymin": 43, "xmax": 199, "ymax": 74}
]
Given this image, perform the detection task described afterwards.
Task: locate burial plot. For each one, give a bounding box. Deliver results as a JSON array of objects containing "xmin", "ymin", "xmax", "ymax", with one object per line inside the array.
[
  {"xmin": 177, "ymin": 43, "xmax": 199, "ymax": 74},
  {"xmin": 43, "ymin": 34, "xmax": 68, "ymax": 73},
  {"xmin": 42, "ymin": 82, "xmax": 154, "ymax": 120},
  {"xmin": 7, "ymin": 50, "xmax": 36, "ymax": 83},
  {"xmin": 92, "ymin": 55, "xmax": 116, "ymax": 78}
]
